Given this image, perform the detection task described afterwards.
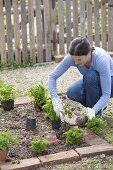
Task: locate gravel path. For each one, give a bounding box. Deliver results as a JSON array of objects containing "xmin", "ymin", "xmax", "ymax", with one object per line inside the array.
[{"xmin": 0, "ymin": 62, "xmax": 81, "ymax": 96}]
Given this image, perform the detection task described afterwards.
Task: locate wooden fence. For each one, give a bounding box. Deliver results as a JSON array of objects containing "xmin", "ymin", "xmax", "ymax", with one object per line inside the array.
[{"xmin": 0, "ymin": 0, "xmax": 113, "ymax": 65}]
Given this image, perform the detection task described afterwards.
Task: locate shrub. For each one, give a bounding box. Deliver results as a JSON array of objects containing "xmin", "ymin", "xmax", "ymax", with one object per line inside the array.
[
  {"xmin": 0, "ymin": 83, "xmax": 15, "ymax": 101},
  {"xmin": 30, "ymin": 139, "xmax": 49, "ymax": 154},
  {"xmin": 86, "ymin": 117, "xmax": 106, "ymax": 133},
  {"xmin": 0, "ymin": 131, "xmax": 18, "ymax": 151},
  {"xmin": 64, "ymin": 128, "xmax": 84, "ymax": 145},
  {"xmin": 29, "ymin": 83, "xmax": 47, "ymax": 108}
]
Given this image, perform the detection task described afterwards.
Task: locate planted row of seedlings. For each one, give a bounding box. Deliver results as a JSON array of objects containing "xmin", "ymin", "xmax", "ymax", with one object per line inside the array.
[{"xmin": 0, "ymin": 82, "xmax": 107, "ymax": 163}]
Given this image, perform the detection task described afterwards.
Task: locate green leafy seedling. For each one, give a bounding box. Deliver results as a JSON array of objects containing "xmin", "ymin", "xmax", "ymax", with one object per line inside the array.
[
  {"xmin": 0, "ymin": 83, "xmax": 15, "ymax": 101},
  {"xmin": 64, "ymin": 127, "xmax": 84, "ymax": 145},
  {"xmin": 29, "ymin": 82, "xmax": 47, "ymax": 108},
  {"xmin": 86, "ymin": 117, "xmax": 106, "ymax": 133},
  {"xmin": 30, "ymin": 138, "xmax": 49, "ymax": 154},
  {"xmin": 0, "ymin": 131, "xmax": 19, "ymax": 151},
  {"xmin": 42, "ymin": 99, "xmax": 59, "ymax": 121}
]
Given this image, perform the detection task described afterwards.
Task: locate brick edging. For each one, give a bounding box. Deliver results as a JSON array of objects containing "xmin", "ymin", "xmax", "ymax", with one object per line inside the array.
[
  {"xmin": 1, "ymin": 97, "xmax": 113, "ymax": 169},
  {"xmin": 1, "ymin": 145, "xmax": 113, "ymax": 170}
]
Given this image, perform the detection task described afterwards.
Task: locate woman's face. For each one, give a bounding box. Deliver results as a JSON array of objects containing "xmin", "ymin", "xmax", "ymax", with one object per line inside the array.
[{"xmin": 71, "ymin": 52, "xmax": 91, "ymax": 66}]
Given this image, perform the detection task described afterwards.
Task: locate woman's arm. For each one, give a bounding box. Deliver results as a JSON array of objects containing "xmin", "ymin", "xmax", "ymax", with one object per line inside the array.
[
  {"xmin": 48, "ymin": 54, "xmax": 75, "ymax": 98},
  {"xmin": 92, "ymin": 57, "xmax": 111, "ymax": 113}
]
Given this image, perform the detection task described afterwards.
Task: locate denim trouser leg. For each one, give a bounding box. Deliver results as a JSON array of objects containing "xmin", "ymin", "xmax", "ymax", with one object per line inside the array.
[
  {"xmin": 66, "ymin": 78, "xmax": 86, "ymax": 106},
  {"xmin": 67, "ymin": 70, "xmax": 102, "ymax": 115},
  {"xmin": 110, "ymin": 76, "xmax": 113, "ymax": 97},
  {"xmin": 83, "ymin": 70, "xmax": 102, "ymax": 115}
]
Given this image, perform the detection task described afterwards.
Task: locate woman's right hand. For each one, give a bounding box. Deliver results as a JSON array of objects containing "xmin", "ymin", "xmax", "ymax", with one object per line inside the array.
[{"xmin": 52, "ymin": 97, "xmax": 63, "ymax": 117}]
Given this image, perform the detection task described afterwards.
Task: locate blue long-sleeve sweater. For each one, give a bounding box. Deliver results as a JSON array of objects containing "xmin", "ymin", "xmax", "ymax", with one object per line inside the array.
[{"xmin": 48, "ymin": 47, "xmax": 113, "ymax": 113}]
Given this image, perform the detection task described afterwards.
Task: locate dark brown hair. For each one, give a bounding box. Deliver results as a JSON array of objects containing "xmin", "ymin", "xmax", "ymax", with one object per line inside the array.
[{"xmin": 69, "ymin": 37, "xmax": 92, "ymax": 56}]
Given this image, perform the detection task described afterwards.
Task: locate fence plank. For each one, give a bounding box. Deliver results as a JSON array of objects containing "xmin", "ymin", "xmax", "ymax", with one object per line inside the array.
[
  {"xmin": 101, "ymin": 0, "xmax": 107, "ymax": 50},
  {"xmin": 0, "ymin": 0, "xmax": 7, "ymax": 64},
  {"xmin": 80, "ymin": 0, "xmax": 85, "ymax": 36},
  {"xmin": 72, "ymin": 0, "xmax": 78, "ymax": 38},
  {"xmin": 108, "ymin": 0, "xmax": 113, "ymax": 51},
  {"xmin": 66, "ymin": 0, "xmax": 72, "ymax": 52},
  {"xmin": 5, "ymin": 0, "xmax": 14, "ymax": 63},
  {"xmin": 12, "ymin": 0, "xmax": 21, "ymax": 64},
  {"xmin": 20, "ymin": 0, "xmax": 28, "ymax": 64},
  {"xmin": 28, "ymin": 0, "xmax": 36, "ymax": 64},
  {"xmin": 58, "ymin": 0, "xmax": 64, "ymax": 54},
  {"xmin": 87, "ymin": 0, "xmax": 93, "ymax": 44},
  {"xmin": 35, "ymin": 0, "xmax": 43, "ymax": 62},
  {"xmin": 94, "ymin": 0, "xmax": 100, "ymax": 46},
  {"xmin": 0, "ymin": 0, "xmax": 113, "ymax": 65},
  {"xmin": 43, "ymin": 0, "xmax": 51, "ymax": 61},
  {"xmin": 50, "ymin": 0, "xmax": 57, "ymax": 56}
]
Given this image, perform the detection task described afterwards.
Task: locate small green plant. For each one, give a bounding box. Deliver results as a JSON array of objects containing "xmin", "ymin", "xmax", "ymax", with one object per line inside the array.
[
  {"xmin": 30, "ymin": 138, "xmax": 49, "ymax": 154},
  {"xmin": 29, "ymin": 83, "xmax": 47, "ymax": 108},
  {"xmin": 42, "ymin": 99, "xmax": 59, "ymax": 121},
  {"xmin": 0, "ymin": 131, "xmax": 19, "ymax": 151},
  {"xmin": 63, "ymin": 104, "xmax": 73, "ymax": 118},
  {"xmin": 64, "ymin": 128, "xmax": 84, "ymax": 145},
  {"xmin": 86, "ymin": 117, "xmax": 106, "ymax": 133},
  {"xmin": 0, "ymin": 83, "xmax": 15, "ymax": 101}
]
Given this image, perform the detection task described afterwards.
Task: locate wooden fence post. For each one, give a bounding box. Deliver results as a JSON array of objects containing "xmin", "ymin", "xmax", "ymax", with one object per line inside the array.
[
  {"xmin": 50, "ymin": 0, "xmax": 57, "ymax": 56},
  {"xmin": 12, "ymin": 0, "xmax": 21, "ymax": 64},
  {"xmin": 66, "ymin": 0, "xmax": 72, "ymax": 52},
  {"xmin": 28, "ymin": 0, "xmax": 36, "ymax": 64},
  {"xmin": 87, "ymin": 0, "xmax": 93, "ymax": 45},
  {"xmin": 80, "ymin": 0, "xmax": 85, "ymax": 36},
  {"xmin": 5, "ymin": 0, "xmax": 14, "ymax": 63},
  {"xmin": 108, "ymin": 0, "xmax": 113, "ymax": 51},
  {"xmin": 72, "ymin": 0, "xmax": 78, "ymax": 38},
  {"xmin": 20, "ymin": 0, "xmax": 28, "ymax": 65},
  {"xmin": 43, "ymin": 0, "xmax": 51, "ymax": 62},
  {"xmin": 94, "ymin": 0, "xmax": 100, "ymax": 46},
  {"xmin": 101, "ymin": 0, "xmax": 107, "ymax": 50},
  {"xmin": 58, "ymin": 0, "xmax": 65, "ymax": 54},
  {"xmin": 0, "ymin": 0, "xmax": 7, "ymax": 64},
  {"xmin": 35, "ymin": 0, "xmax": 43, "ymax": 62}
]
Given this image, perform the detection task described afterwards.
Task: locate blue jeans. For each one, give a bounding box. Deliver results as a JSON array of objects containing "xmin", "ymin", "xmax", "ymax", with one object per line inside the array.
[{"xmin": 66, "ymin": 70, "xmax": 113, "ymax": 115}]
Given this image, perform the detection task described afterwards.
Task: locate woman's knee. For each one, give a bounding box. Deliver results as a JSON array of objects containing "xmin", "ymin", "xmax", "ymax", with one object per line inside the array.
[
  {"xmin": 66, "ymin": 86, "xmax": 75, "ymax": 100},
  {"xmin": 66, "ymin": 86, "xmax": 82, "ymax": 102}
]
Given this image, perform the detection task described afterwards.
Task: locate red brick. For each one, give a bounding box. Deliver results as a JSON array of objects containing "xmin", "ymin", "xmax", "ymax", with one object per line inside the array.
[
  {"xmin": 1, "ymin": 157, "xmax": 40, "ymax": 170},
  {"xmin": 43, "ymin": 131, "xmax": 60, "ymax": 144},
  {"xmin": 84, "ymin": 128, "xmax": 108, "ymax": 145},
  {"xmin": 15, "ymin": 96, "xmax": 32, "ymax": 106},
  {"xmin": 38, "ymin": 150, "xmax": 80, "ymax": 165},
  {"xmin": 76, "ymin": 145, "xmax": 113, "ymax": 158}
]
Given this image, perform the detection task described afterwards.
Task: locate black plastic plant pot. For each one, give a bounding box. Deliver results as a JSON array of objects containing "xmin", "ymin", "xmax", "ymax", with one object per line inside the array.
[
  {"xmin": 52, "ymin": 119, "xmax": 61, "ymax": 130},
  {"xmin": 1, "ymin": 99, "xmax": 14, "ymax": 111},
  {"xmin": 26, "ymin": 116, "xmax": 36, "ymax": 130}
]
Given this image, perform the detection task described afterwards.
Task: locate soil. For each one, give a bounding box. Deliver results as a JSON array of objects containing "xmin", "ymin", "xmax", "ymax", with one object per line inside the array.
[
  {"xmin": 0, "ymin": 94, "xmax": 88, "ymax": 163},
  {"xmin": 1, "ymin": 93, "xmax": 113, "ymax": 166}
]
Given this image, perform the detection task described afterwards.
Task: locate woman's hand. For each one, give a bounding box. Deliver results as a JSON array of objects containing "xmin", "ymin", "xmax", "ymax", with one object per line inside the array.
[
  {"xmin": 86, "ymin": 107, "xmax": 95, "ymax": 119},
  {"xmin": 52, "ymin": 97, "xmax": 63, "ymax": 117}
]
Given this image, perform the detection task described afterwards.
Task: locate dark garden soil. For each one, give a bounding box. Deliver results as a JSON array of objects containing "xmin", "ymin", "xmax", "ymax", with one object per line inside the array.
[
  {"xmin": 0, "ymin": 94, "xmax": 88, "ymax": 163},
  {"xmin": 0, "ymin": 94, "xmax": 113, "ymax": 163}
]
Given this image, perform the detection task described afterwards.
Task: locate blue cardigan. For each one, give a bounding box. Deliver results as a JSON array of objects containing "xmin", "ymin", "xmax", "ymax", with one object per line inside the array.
[{"xmin": 48, "ymin": 47, "xmax": 113, "ymax": 113}]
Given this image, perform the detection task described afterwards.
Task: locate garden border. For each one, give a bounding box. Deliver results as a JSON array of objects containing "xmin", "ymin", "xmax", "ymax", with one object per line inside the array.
[{"xmin": 1, "ymin": 96, "xmax": 113, "ymax": 170}]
